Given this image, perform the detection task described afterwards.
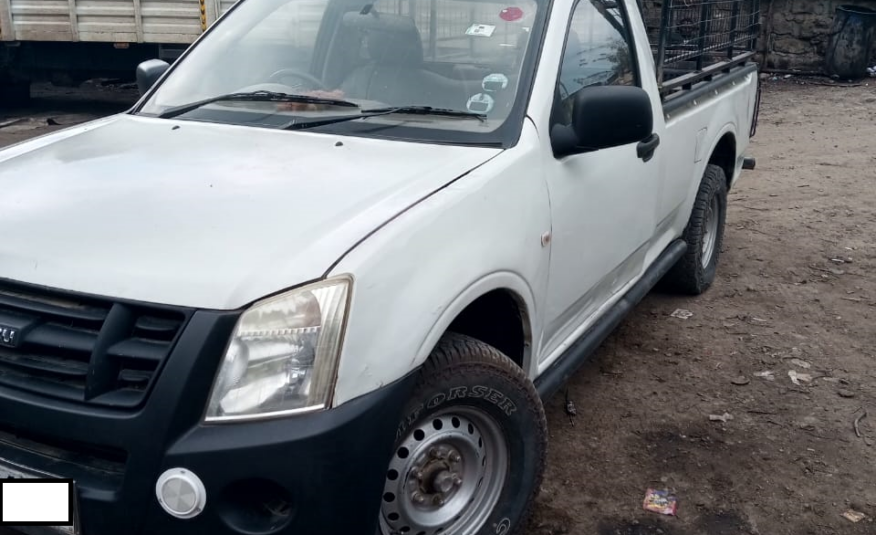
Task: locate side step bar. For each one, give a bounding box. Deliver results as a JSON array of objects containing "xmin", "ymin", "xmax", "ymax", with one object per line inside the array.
[{"xmin": 534, "ymin": 239, "xmax": 687, "ymax": 401}]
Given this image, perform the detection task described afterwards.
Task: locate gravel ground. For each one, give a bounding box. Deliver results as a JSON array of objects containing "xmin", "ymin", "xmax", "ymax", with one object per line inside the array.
[{"xmin": 2, "ymin": 79, "xmax": 875, "ymax": 535}]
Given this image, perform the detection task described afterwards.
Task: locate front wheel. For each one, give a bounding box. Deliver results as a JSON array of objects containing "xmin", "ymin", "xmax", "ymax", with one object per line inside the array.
[{"xmin": 380, "ymin": 333, "xmax": 547, "ymax": 535}]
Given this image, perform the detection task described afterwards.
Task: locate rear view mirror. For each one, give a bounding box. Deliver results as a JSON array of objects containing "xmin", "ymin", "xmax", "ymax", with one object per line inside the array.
[
  {"xmin": 551, "ymin": 85, "xmax": 653, "ymax": 157},
  {"xmin": 136, "ymin": 59, "xmax": 170, "ymax": 95}
]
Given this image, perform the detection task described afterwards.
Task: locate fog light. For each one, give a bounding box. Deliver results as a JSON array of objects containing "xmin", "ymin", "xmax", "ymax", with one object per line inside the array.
[{"xmin": 156, "ymin": 468, "xmax": 207, "ymax": 519}]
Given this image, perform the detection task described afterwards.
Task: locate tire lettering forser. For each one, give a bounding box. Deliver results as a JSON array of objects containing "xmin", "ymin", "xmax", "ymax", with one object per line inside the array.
[
  {"xmin": 446, "ymin": 386, "xmax": 516, "ymax": 415},
  {"xmin": 435, "ymin": 386, "xmax": 518, "ymax": 416},
  {"xmin": 398, "ymin": 386, "xmax": 518, "ymax": 438},
  {"xmin": 399, "ymin": 402, "xmax": 426, "ymax": 439},
  {"xmin": 426, "ymin": 393, "xmax": 446, "ymax": 408}
]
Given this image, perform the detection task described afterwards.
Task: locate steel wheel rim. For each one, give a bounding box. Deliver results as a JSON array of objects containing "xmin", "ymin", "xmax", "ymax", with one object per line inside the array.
[
  {"xmin": 380, "ymin": 408, "xmax": 509, "ymax": 535},
  {"xmin": 702, "ymin": 194, "xmax": 720, "ymax": 268}
]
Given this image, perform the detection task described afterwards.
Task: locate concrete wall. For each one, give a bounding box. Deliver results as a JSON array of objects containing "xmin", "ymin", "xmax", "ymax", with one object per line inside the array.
[{"xmin": 761, "ymin": 0, "xmax": 876, "ymax": 70}]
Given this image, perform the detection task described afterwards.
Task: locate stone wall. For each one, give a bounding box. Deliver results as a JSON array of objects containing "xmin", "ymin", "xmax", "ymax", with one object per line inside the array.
[{"xmin": 761, "ymin": 0, "xmax": 876, "ymax": 70}]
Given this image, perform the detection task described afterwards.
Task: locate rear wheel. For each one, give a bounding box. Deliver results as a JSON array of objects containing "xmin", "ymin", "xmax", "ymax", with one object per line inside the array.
[
  {"xmin": 380, "ymin": 333, "xmax": 546, "ymax": 535},
  {"xmin": 664, "ymin": 163, "xmax": 728, "ymax": 295}
]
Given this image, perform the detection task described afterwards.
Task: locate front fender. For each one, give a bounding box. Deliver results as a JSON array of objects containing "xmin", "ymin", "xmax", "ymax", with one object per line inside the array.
[
  {"xmin": 414, "ymin": 271, "xmax": 538, "ymax": 375},
  {"xmin": 327, "ymin": 124, "xmax": 551, "ymax": 406}
]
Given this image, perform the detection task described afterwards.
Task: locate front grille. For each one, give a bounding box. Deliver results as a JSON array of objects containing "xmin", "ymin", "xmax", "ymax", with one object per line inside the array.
[
  {"xmin": 0, "ymin": 280, "xmax": 191, "ymax": 409},
  {"xmin": 0, "ymin": 423, "xmax": 126, "ymax": 477}
]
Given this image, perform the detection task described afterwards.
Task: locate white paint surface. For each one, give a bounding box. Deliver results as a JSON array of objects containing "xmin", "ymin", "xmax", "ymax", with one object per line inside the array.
[{"xmin": 0, "ymin": 0, "xmax": 757, "ymax": 408}]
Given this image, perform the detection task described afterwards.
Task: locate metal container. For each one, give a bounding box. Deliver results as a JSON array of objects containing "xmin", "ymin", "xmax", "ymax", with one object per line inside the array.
[{"xmin": 824, "ymin": 4, "xmax": 876, "ymax": 79}]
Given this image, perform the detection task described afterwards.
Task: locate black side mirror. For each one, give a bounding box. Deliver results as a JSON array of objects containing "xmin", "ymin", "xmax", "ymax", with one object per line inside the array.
[
  {"xmin": 551, "ymin": 85, "xmax": 654, "ymax": 158},
  {"xmin": 136, "ymin": 59, "xmax": 170, "ymax": 95}
]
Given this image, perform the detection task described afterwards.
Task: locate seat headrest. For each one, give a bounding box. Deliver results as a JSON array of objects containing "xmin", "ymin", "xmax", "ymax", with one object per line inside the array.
[{"xmin": 343, "ymin": 12, "xmax": 423, "ymax": 65}]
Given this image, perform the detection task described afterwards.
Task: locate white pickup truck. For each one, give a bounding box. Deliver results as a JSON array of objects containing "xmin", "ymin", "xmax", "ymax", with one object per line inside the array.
[{"xmin": 0, "ymin": 0, "xmax": 760, "ymax": 534}]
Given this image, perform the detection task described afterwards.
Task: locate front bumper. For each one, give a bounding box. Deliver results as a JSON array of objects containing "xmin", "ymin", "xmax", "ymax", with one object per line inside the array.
[{"xmin": 0, "ymin": 309, "xmax": 417, "ymax": 535}]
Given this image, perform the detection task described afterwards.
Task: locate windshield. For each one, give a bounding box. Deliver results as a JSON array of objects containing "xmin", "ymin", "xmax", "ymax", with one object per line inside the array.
[{"xmin": 137, "ymin": 0, "xmax": 544, "ymax": 145}]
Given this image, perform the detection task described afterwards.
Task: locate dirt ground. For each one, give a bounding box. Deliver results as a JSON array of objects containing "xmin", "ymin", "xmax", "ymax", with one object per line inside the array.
[
  {"xmin": 532, "ymin": 79, "xmax": 876, "ymax": 535},
  {"xmin": 1, "ymin": 79, "xmax": 875, "ymax": 535},
  {"xmin": 0, "ymin": 82, "xmax": 137, "ymax": 146}
]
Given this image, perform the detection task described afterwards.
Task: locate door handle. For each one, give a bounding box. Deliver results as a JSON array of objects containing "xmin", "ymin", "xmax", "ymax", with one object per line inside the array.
[{"xmin": 637, "ymin": 133, "xmax": 660, "ymax": 162}]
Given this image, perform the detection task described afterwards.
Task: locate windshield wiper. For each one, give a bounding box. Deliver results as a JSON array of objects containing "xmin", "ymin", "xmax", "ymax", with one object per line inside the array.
[
  {"xmin": 157, "ymin": 90, "xmax": 359, "ymax": 119},
  {"xmin": 364, "ymin": 106, "xmax": 487, "ymax": 121},
  {"xmin": 282, "ymin": 105, "xmax": 486, "ymax": 130}
]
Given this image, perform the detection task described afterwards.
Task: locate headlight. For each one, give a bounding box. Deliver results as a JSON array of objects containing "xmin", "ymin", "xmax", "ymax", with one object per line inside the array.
[{"xmin": 205, "ymin": 278, "xmax": 350, "ymax": 422}]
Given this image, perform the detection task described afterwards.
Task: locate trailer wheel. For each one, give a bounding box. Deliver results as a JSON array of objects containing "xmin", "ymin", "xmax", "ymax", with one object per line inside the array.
[
  {"xmin": 664, "ymin": 163, "xmax": 728, "ymax": 295},
  {"xmin": 379, "ymin": 333, "xmax": 546, "ymax": 535}
]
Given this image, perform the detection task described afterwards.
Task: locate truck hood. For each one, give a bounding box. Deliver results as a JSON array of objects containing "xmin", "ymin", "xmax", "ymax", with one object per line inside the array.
[{"xmin": 0, "ymin": 115, "xmax": 500, "ymax": 309}]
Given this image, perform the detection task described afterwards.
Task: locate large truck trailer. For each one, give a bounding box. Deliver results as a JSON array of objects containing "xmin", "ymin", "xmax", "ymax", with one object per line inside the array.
[{"xmin": 0, "ymin": 0, "xmax": 330, "ymax": 103}]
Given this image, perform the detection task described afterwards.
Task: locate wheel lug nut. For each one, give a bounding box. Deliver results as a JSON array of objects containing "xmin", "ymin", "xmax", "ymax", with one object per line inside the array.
[
  {"xmin": 412, "ymin": 492, "xmax": 425, "ymax": 504},
  {"xmin": 429, "ymin": 447, "xmax": 439, "ymax": 458},
  {"xmin": 432, "ymin": 495, "xmax": 444, "ymax": 506},
  {"xmin": 449, "ymin": 452, "xmax": 461, "ymax": 462},
  {"xmin": 452, "ymin": 474, "xmax": 462, "ymax": 486}
]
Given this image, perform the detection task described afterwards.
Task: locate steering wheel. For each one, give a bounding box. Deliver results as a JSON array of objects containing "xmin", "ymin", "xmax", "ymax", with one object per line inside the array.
[{"xmin": 267, "ymin": 69, "xmax": 327, "ymax": 92}]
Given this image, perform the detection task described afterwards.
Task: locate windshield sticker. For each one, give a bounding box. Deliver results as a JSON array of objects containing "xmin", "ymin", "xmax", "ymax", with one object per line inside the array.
[
  {"xmin": 499, "ymin": 7, "xmax": 524, "ymax": 21},
  {"xmin": 465, "ymin": 24, "xmax": 496, "ymax": 37},
  {"xmin": 467, "ymin": 93, "xmax": 495, "ymax": 114},
  {"xmin": 482, "ymin": 73, "xmax": 509, "ymax": 92}
]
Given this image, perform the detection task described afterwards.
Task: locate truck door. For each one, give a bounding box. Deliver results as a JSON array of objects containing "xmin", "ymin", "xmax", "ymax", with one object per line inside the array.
[{"xmin": 539, "ymin": 0, "xmax": 661, "ymax": 361}]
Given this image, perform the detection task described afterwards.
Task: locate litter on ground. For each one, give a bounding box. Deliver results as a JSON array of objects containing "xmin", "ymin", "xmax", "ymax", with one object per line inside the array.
[
  {"xmin": 788, "ymin": 370, "xmax": 813, "ymax": 385},
  {"xmin": 842, "ymin": 509, "xmax": 865, "ymax": 523},
  {"xmin": 643, "ymin": 489, "xmax": 678, "ymax": 516}
]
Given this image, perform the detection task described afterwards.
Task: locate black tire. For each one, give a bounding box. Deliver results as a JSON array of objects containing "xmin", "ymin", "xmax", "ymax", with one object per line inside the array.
[
  {"xmin": 664, "ymin": 163, "xmax": 728, "ymax": 295},
  {"xmin": 380, "ymin": 333, "xmax": 547, "ymax": 535}
]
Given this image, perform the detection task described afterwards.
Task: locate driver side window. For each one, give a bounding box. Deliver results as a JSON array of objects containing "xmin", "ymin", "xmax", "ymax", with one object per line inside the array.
[{"xmin": 553, "ymin": 0, "xmax": 637, "ymax": 127}]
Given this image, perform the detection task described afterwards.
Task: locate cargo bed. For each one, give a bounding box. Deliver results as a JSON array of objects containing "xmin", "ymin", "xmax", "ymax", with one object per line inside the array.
[{"xmin": 639, "ymin": 0, "xmax": 761, "ymax": 97}]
